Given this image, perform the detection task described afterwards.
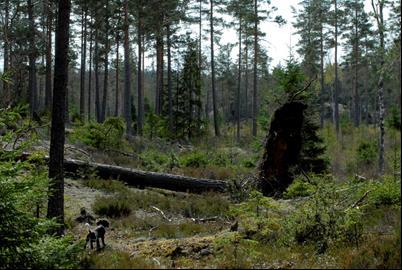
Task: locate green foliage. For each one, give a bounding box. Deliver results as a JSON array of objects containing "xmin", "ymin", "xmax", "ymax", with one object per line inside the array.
[
  {"xmin": 70, "ymin": 117, "xmax": 125, "ymax": 149},
  {"xmin": 0, "ymin": 106, "xmax": 82, "ymax": 269},
  {"xmin": 181, "ymin": 151, "xmax": 209, "ymax": 168},
  {"xmin": 283, "ymin": 177, "xmax": 316, "ymax": 199},
  {"xmin": 93, "ymin": 195, "xmax": 132, "ymax": 218},
  {"xmin": 386, "ymin": 106, "xmax": 401, "ymax": 130},
  {"xmin": 368, "ymin": 177, "xmax": 401, "ymax": 207},
  {"xmin": 83, "ymin": 179, "xmax": 127, "ymax": 193},
  {"xmin": 356, "ymin": 140, "xmax": 377, "ymax": 165}
]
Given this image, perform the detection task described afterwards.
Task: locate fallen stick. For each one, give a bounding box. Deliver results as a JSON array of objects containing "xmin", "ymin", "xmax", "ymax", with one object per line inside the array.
[{"xmin": 151, "ymin": 206, "xmax": 171, "ymax": 222}]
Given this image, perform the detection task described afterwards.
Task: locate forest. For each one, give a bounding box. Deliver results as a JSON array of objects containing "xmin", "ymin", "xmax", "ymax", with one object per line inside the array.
[{"xmin": 0, "ymin": 0, "xmax": 400, "ymax": 268}]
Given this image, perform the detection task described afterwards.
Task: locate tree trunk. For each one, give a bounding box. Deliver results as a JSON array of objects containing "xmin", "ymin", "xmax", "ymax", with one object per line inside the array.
[
  {"xmin": 28, "ymin": 0, "xmax": 38, "ymax": 117},
  {"xmin": 244, "ymin": 38, "xmax": 249, "ymax": 119},
  {"xmin": 252, "ymin": 0, "xmax": 258, "ymax": 137},
  {"xmin": 94, "ymin": 24, "xmax": 101, "ymax": 122},
  {"xmin": 237, "ymin": 18, "xmax": 242, "ymax": 142},
  {"xmin": 3, "ymin": 0, "xmax": 10, "ymax": 106},
  {"xmin": 115, "ymin": 33, "xmax": 120, "ymax": 117},
  {"xmin": 167, "ymin": 24, "xmax": 173, "ymax": 132},
  {"xmin": 319, "ymin": 7, "xmax": 324, "ymax": 128},
  {"xmin": 353, "ymin": 7, "xmax": 360, "ymax": 127},
  {"xmin": 123, "ymin": 0, "xmax": 132, "ymax": 135},
  {"xmin": 371, "ymin": 0, "xmax": 385, "ymax": 175},
  {"xmin": 137, "ymin": 18, "xmax": 144, "ymax": 135},
  {"xmin": 87, "ymin": 18, "xmax": 93, "ymax": 121},
  {"xmin": 155, "ymin": 35, "xmax": 164, "ymax": 115},
  {"xmin": 101, "ymin": 1, "xmax": 110, "ymax": 122},
  {"xmin": 47, "ymin": 0, "xmax": 71, "ymax": 236},
  {"xmin": 334, "ymin": 0, "xmax": 340, "ymax": 136},
  {"xmin": 210, "ymin": 0, "xmax": 220, "ymax": 136},
  {"xmin": 45, "ymin": 0, "xmax": 53, "ymax": 111},
  {"xmin": 80, "ymin": 7, "xmax": 87, "ymax": 119}
]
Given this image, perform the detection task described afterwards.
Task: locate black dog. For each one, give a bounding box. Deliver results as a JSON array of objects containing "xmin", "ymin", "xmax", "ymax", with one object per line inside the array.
[{"xmin": 85, "ymin": 219, "xmax": 110, "ymax": 250}]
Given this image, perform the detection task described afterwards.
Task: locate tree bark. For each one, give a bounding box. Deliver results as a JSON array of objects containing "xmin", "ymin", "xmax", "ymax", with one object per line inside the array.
[
  {"xmin": 210, "ymin": 0, "xmax": 220, "ymax": 136},
  {"xmin": 237, "ymin": 18, "xmax": 242, "ymax": 142},
  {"xmin": 353, "ymin": 6, "xmax": 360, "ymax": 127},
  {"xmin": 87, "ymin": 17, "xmax": 93, "ymax": 121},
  {"xmin": 252, "ymin": 0, "xmax": 258, "ymax": 137},
  {"xmin": 167, "ymin": 24, "xmax": 173, "ymax": 132},
  {"xmin": 123, "ymin": 0, "xmax": 132, "ymax": 135},
  {"xmin": 28, "ymin": 0, "xmax": 38, "ymax": 117},
  {"xmin": 3, "ymin": 0, "xmax": 10, "ymax": 106},
  {"xmin": 115, "ymin": 32, "xmax": 120, "ymax": 117},
  {"xmin": 334, "ymin": 0, "xmax": 340, "ymax": 136},
  {"xmin": 94, "ymin": 22, "xmax": 101, "ymax": 122},
  {"xmin": 80, "ymin": 7, "xmax": 87, "ymax": 119},
  {"xmin": 137, "ymin": 18, "xmax": 144, "ymax": 135},
  {"xmin": 155, "ymin": 35, "xmax": 164, "ymax": 115},
  {"xmin": 45, "ymin": 0, "xmax": 53, "ymax": 111},
  {"xmin": 47, "ymin": 0, "xmax": 71, "ymax": 236},
  {"xmin": 319, "ymin": 6, "xmax": 325, "ymax": 128}
]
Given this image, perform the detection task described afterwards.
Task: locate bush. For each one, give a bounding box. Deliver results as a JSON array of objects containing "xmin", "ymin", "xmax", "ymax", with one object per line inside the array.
[
  {"xmin": 70, "ymin": 117, "xmax": 125, "ymax": 149},
  {"xmin": 356, "ymin": 140, "xmax": 377, "ymax": 166},
  {"xmin": 283, "ymin": 178, "xmax": 316, "ymax": 199},
  {"xmin": 83, "ymin": 179, "xmax": 127, "ymax": 193},
  {"xmin": 93, "ymin": 195, "xmax": 131, "ymax": 218},
  {"xmin": 181, "ymin": 151, "xmax": 209, "ymax": 168},
  {"xmin": 368, "ymin": 177, "xmax": 401, "ymax": 207}
]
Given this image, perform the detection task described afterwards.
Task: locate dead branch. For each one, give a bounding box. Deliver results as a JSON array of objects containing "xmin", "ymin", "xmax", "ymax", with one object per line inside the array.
[{"xmin": 150, "ymin": 206, "xmax": 171, "ymax": 222}]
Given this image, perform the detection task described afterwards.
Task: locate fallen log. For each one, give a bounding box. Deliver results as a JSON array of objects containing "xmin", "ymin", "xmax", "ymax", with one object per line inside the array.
[{"xmin": 19, "ymin": 152, "xmax": 227, "ymax": 193}]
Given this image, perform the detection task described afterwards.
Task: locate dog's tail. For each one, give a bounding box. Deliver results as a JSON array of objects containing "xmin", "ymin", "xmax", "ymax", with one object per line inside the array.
[{"xmin": 85, "ymin": 222, "xmax": 91, "ymax": 232}]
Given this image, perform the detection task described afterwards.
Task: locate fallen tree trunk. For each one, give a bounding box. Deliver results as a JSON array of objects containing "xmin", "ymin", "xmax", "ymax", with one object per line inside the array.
[{"xmin": 20, "ymin": 152, "xmax": 227, "ymax": 193}]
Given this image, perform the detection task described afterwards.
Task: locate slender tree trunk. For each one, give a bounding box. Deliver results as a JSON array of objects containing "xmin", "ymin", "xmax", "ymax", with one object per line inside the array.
[
  {"xmin": 123, "ymin": 0, "xmax": 132, "ymax": 135},
  {"xmin": 3, "ymin": 0, "xmax": 10, "ymax": 106},
  {"xmin": 137, "ymin": 18, "xmax": 144, "ymax": 135},
  {"xmin": 101, "ymin": 1, "xmax": 109, "ymax": 122},
  {"xmin": 87, "ymin": 18, "xmax": 93, "ymax": 121},
  {"xmin": 244, "ymin": 38, "xmax": 249, "ymax": 119},
  {"xmin": 252, "ymin": 0, "xmax": 258, "ymax": 137},
  {"xmin": 80, "ymin": 7, "xmax": 87, "ymax": 119},
  {"xmin": 45, "ymin": 0, "xmax": 53, "ymax": 110},
  {"xmin": 94, "ymin": 24, "xmax": 101, "ymax": 122},
  {"xmin": 353, "ymin": 7, "xmax": 360, "ymax": 127},
  {"xmin": 115, "ymin": 33, "xmax": 120, "ymax": 117},
  {"xmin": 319, "ymin": 7, "xmax": 325, "ymax": 128},
  {"xmin": 371, "ymin": 0, "xmax": 385, "ymax": 175},
  {"xmin": 210, "ymin": 0, "xmax": 220, "ymax": 136},
  {"xmin": 334, "ymin": 0, "xmax": 340, "ymax": 136},
  {"xmin": 167, "ymin": 24, "xmax": 173, "ymax": 132},
  {"xmin": 237, "ymin": 18, "xmax": 242, "ymax": 142},
  {"xmin": 155, "ymin": 35, "xmax": 164, "ymax": 115},
  {"xmin": 47, "ymin": 0, "xmax": 71, "ymax": 236},
  {"xmin": 28, "ymin": 0, "xmax": 38, "ymax": 116}
]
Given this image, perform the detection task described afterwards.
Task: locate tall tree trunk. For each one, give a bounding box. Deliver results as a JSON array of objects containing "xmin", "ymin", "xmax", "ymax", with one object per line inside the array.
[
  {"xmin": 155, "ymin": 35, "xmax": 164, "ymax": 115},
  {"xmin": 101, "ymin": 1, "xmax": 109, "ymax": 122},
  {"xmin": 210, "ymin": 0, "xmax": 220, "ymax": 136},
  {"xmin": 319, "ymin": 6, "xmax": 325, "ymax": 128},
  {"xmin": 47, "ymin": 0, "xmax": 71, "ymax": 236},
  {"xmin": 137, "ymin": 18, "xmax": 144, "ymax": 135},
  {"xmin": 87, "ymin": 18, "xmax": 93, "ymax": 121},
  {"xmin": 28, "ymin": 0, "xmax": 38, "ymax": 117},
  {"xmin": 115, "ymin": 33, "xmax": 120, "ymax": 117},
  {"xmin": 244, "ymin": 38, "xmax": 249, "ymax": 119},
  {"xmin": 45, "ymin": 0, "xmax": 53, "ymax": 111},
  {"xmin": 371, "ymin": 0, "xmax": 385, "ymax": 175},
  {"xmin": 80, "ymin": 7, "xmax": 87, "ymax": 119},
  {"xmin": 3, "ymin": 0, "xmax": 10, "ymax": 106},
  {"xmin": 123, "ymin": 0, "xmax": 132, "ymax": 135},
  {"xmin": 94, "ymin": 24, "xmax": 101, "ymax": 122},
  {"xmin": 353, "ymin": 7, "xmax": 360, "ymax": 127},
  {"xmin": 167, "ymin": 24, "xmax": 173, "ymax": 132},
  {"xmin": 237, "ymin": 18, "xmax": 242, "ymax": 142},
  {"xmin": 334, "ymin": 0, "xmax": 340, "ymax": 136},
  {"xmin": 252, "ymin": 0, "xmax": 258, "ymax": 137}
]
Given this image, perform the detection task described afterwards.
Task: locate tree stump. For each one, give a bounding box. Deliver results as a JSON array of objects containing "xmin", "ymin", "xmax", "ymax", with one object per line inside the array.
[{"xmin": 258, "ymin": 102, "xmax": 307, "ymax": 196}]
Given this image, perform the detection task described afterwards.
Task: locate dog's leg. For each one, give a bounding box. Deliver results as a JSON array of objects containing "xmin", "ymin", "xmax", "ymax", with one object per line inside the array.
[
  {"xmin": 101, "ymin": 236, "xmax": 106, "ymax": 248},
  {"xmin": 96, "ymin": 237, "xmax": 101, "ymax": 251}
]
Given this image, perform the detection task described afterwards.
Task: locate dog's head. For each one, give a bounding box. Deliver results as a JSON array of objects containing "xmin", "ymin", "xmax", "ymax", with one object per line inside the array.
[{"xmin": 96, "ymin": 219, "xmax": 110, "ymax": 228}]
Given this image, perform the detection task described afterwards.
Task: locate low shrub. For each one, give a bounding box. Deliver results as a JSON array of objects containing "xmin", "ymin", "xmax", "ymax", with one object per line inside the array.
[
  {"xmin": 93, "ymin": 195, "xmax": 131, "ymax": 218},
  {"xmin": 83, "ymin": 179, "xmax": 127, "ymax": 193},
  {"xmin": 283, "ymin": 177, "xmax": 316, "ymax": 199},
  {"xmin": 70, "ymin": 117, "xmax": 125, "ymax": 149},
  {"xmin": 181, "ymin": 151, "xmax": 209, "ymax": 168}
]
